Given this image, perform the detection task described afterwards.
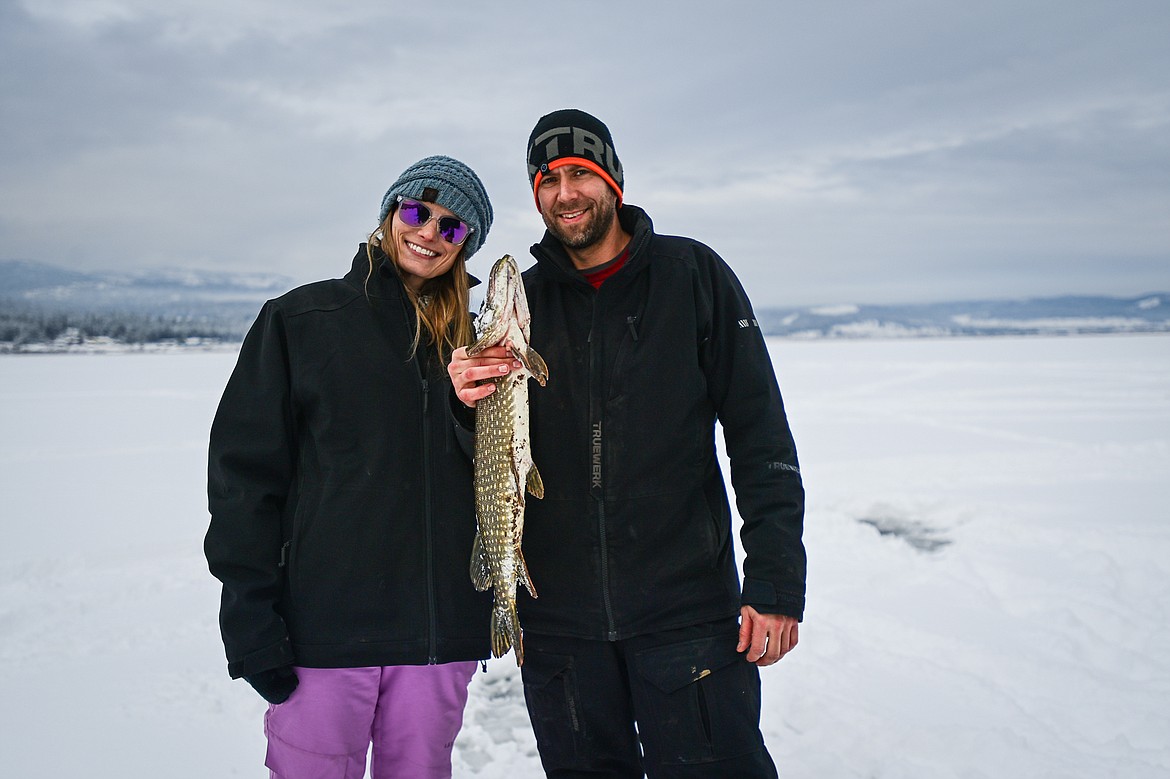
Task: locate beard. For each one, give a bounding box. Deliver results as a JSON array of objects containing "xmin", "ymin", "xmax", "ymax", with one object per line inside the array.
[{"xmin": 542, "ymin": 187, "xmax": 619, "ymax": 250}]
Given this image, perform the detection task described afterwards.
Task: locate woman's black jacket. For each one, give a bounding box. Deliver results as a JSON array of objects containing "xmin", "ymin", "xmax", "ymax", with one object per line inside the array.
[{"xmin": 206, "ymin": 246, "xmax": 490, "ymax": 679}]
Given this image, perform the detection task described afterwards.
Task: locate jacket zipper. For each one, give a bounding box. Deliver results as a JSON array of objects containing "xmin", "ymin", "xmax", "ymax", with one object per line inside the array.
[
  {"xmin": 534, "ymin": 222, "xmax": 651, "ymax": 641},
  {"xmin": 588, "ymin": 296, "xmax": 618, "ymax": 640},
  {"xmin": 403, "ymin": 289, "xmax": 438, "ymax": 665},
  {"xmin": 598, "ymin": 498, "xmax": 616, "ymax": 640},
  {"xmin": 421, "ymin": 375, "xmax": 438, "ymax": 663}
]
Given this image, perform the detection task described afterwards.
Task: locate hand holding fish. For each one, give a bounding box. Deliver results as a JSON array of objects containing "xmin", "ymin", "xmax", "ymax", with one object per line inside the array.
[{"xmin": 448, "ymin": 345, "xmax": 522, "ymax": 408}]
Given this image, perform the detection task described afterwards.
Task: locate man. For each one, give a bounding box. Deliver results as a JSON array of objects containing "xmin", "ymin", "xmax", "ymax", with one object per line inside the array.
[{"xmin": 450, "ymin": 109, "xmax": 806, "ymax": 778}]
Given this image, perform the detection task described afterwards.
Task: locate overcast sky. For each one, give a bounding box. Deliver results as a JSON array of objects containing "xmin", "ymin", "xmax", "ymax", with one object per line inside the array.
[{"xmin": 2, "ymin": 0, "xmax": 1168, "ymax": 306}]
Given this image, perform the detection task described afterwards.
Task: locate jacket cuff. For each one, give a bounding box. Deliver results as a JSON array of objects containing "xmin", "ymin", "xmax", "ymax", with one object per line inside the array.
[
  {"xmin": 227, "ymin": 637, "xmax": 295, "ymax": 679},
  {"xmin": 741, "ymin": 577, "xmax": 805, "ymax": 622}
]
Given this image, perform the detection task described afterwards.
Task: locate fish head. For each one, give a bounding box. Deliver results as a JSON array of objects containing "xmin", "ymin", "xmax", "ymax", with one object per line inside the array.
[
  {"xmin": 476, "ymin": 255, "xmax": 521, "ymax": 335},
  {"xmin": 490, "ymin": 254, "xmax": 521, "ymax": 292}
]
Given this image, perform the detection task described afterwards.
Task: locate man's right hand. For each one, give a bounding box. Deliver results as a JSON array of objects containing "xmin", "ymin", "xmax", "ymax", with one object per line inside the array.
[{"xmin": 448, "ymin": 344, "xmax": 521, "ymax": 408}]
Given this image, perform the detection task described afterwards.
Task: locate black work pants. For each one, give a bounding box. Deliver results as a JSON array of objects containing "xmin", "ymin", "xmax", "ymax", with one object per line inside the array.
[{"xmin": 520, "ymin": 618, "xmax": 779, "ymax": 778}]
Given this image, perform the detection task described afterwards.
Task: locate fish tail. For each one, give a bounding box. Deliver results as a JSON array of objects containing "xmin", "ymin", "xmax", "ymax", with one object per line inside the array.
[{"xmin": 491, "ymin": 600, "xmax": 524, "ymax": 665}]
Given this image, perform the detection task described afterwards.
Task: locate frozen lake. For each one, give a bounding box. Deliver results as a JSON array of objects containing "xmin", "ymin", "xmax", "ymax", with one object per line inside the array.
[{"xmin": 1, "ymin": 334, "xmax": 1168, "ymax": 777}]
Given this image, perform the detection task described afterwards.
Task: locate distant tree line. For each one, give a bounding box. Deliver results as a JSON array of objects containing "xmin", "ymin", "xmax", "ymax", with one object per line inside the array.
[{"xmin": 0, "ymin": 306, "xmax": 248, "ymax": 348}]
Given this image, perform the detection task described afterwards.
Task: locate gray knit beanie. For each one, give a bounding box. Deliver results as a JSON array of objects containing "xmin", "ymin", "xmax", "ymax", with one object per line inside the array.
[{"xmin": 378, "ymin": 155, "xmax": 493, "ymax": 259}]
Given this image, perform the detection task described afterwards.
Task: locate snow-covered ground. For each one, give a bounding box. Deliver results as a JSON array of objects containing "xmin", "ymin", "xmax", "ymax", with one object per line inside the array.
[{"xmin": 1, "ymin": 335, "xmax": 1167, "ymax": 777}]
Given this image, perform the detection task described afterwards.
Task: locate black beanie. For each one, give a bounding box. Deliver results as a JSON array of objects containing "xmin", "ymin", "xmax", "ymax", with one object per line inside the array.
[{"xmin": 526, "ymin": 109, "xmax": 624, "ymax": 205}]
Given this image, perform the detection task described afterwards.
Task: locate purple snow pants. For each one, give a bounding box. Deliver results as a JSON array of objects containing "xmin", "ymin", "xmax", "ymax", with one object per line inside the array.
[{"xmin": 263, "ymin": 663, "xmax": 478, "ymax": 779}]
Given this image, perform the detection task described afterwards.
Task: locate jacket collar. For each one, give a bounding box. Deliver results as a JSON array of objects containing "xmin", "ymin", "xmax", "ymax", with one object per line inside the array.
[{"xmin": 530, "ymin": 204, "xmax": 654, "ymax": 286}]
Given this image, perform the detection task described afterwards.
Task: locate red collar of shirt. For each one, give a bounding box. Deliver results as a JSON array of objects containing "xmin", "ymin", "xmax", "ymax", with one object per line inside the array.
[{"xmin": 581, "ymin": 246, "xmax": 630, "ymax": 289}]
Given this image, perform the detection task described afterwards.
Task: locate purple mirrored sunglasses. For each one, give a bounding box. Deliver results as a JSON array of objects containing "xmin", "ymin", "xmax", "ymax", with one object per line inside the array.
[{"xmin": 395, "ymin": 196, "xmax": 473, "ymax": 246}]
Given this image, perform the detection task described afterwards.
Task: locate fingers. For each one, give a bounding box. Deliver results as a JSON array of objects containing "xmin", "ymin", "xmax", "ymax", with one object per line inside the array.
[
  {"xmin": 448, "ymin": 345, "xmax": 522, "ymax": 408},
  {"xmin": 759, "ymin": 620, "xmax": 799, "ymax": 666},
  {"xmin": 739, "ymin": 606, "xmax": 770, "ymax": 664},
  {"xmin": 748, "ymin": 629, "xmax": 771, "ymax": 665},
  {"xmin": 785, "ymin": 622, "xmax": 799, "ymax": 654},
  {"xmin": 756, "ymin": 622, "xmax": 798, "ymax": 666},
  {"xmin": 456, "ymin": 381, "xmax": 497, "ymax": 408},
  {"xmin": 739, "ymin": 607, "xmax": 799, "ymax": 667},
  {"xmin": 736, "ymin": 615, "xmax": 752, "ymax": 654}
]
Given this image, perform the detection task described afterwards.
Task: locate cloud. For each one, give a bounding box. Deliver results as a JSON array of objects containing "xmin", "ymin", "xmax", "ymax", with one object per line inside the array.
[
  {"xmin": 2, "ymin": 0, "xmax": 1168, "ymax": 305},
  {"xmin": 18, "ymin": 0, "xmax": 387, "ymax": 46}
]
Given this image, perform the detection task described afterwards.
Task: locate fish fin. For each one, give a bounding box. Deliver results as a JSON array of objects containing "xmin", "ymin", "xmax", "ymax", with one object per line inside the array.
[
  {"xmin": 515, "ymin": 619, "xmax": 525, "ymax": 666},
  {"xmin": 516, "ymin": 549, "xmax": 538, "ymax": 600},
  {"xmin": 523, "ymin": 347, "xmax": 549, "ymax": 387},
  {"xmin": 489, "ymin": 608, "xmax": 506, "ymax": 658},
  {"xmin": 467, "ymin": 328, "xmax": 501, "ymax": 356},
  {"xmin": 469, "ymin": 533, "xmax": 491, "ymax": 592},
  {"xmin": 526, "ymin": 465, "xmax": 544, "ymax": 499},
  {"xmin": 468, "ymin": 309, "xmax": 509, "ymax": 356}
]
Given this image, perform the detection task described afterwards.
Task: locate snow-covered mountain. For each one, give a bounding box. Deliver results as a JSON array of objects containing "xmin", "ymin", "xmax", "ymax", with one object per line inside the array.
[
  {"xmin": 0, "ymin": 260, "xmax": 296, "ymax": 351},
  {"xmin": 756, "ymin": 295, "xmax": 1169, "ymax": 337},
  {"xmin": 3, "ymin": 259, "xmax": 1168, "ymax": 348},
  {"xmin": 0, "ymin": 259, "xmax": 293, "ymax": 310}
]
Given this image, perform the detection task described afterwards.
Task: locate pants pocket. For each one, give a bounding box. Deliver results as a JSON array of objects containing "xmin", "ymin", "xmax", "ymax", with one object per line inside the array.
[
  {"xmin": 632, "ymin": 634, "xmax": 765, "ymax": 767},
  {"xmin": 520, "ymin": 649, "xmax": 585, "ymax": 766},
  {"xmin": 264, "ymin": 706, "xmax": 363, "ymax": 779}
]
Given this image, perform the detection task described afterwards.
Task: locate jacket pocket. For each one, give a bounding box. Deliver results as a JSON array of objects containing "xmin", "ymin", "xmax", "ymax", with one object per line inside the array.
[
  {"xmin": 700, "ymin": 477, "xmax": 731, "ymax": 567},
  {"xmin": 285, "ymin": 484, "xmax": 321, "ymax": 608}
]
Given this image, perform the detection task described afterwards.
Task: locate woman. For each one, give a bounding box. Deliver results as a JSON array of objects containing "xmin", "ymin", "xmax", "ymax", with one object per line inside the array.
[{"xmin": 205, "ymin": 155, "xmax": 494, "ymax": 779}]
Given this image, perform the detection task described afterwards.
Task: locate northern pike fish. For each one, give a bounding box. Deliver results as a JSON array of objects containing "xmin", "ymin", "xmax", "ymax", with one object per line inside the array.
[{"xmin": 468, "ymin": 254, "xmax": 548, "ymax": 665}]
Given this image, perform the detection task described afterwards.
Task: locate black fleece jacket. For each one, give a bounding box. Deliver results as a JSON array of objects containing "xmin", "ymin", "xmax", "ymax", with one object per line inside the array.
[
  {"xmin": 514, "ymin": 205, "xmax": 806, "ymax": 640},
  {"xmin": 206, "ymin": 246, "xmax": 490, "ymax": 678}
]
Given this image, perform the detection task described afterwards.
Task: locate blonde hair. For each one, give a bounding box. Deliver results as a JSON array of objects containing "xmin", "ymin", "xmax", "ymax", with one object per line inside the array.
[{"xmin": 366, "ymin": 214, "xmax": 474, "ymax": 364}]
